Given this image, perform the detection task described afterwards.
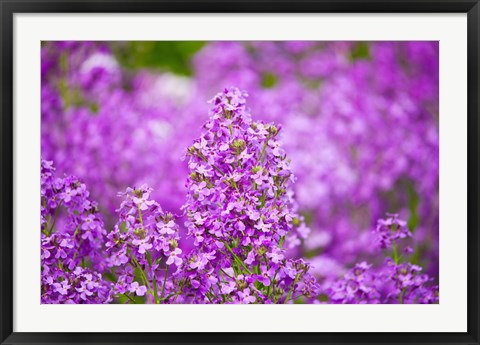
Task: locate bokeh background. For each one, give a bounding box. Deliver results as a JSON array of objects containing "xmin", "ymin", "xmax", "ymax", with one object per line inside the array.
[{"xmin": 41, "ymin": 41, "xmax": 439, "ymax": 291}]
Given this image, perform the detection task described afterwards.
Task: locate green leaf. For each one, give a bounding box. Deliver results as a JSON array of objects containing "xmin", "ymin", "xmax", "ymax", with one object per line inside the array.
[
  {"xmin": 112, "ymin": 41, "xmax": 206, "ymax": 76},
  {"xmin": 261, "ymin": 72, "xmax": 278, "ymax": 88},
  {"xmin": 351, "ymin": 42, "xmax": 370, "ymax": 60},
  {"xmin": 146, "ymin": 251, "xmax": 153, "ymax": 267},
  {"xmin": 117, "ymin": 294, "xmax": 130, "ymax": 304}
]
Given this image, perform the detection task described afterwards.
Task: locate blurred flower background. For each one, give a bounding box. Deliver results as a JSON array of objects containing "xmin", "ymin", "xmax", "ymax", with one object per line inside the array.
[{"xmin": 41, "ymin": 41, "xmax": 439, "ymax": 303}]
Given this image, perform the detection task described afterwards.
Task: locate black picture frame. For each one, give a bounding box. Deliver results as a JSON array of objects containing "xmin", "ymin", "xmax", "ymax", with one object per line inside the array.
[{"xmin": 1, "ymin": 1, "xmax": 479, "ymax": 344}]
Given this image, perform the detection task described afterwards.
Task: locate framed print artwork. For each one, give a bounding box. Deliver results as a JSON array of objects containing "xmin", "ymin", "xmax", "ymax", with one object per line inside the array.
[{"xmin": 0, "ymin": 1, "xmax": 479, "ymax": 344}]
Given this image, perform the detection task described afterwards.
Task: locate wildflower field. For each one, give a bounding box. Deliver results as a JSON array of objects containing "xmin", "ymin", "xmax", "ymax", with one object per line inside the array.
[{"xmin": 41, "ymin": 41, "xmax": 439, "ymax": 304}]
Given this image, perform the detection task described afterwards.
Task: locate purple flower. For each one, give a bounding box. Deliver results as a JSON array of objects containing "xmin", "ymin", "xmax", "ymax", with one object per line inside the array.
[
  {"xmin": 256, "ymin": 266, "xmax": 276, "ymax": 287},
  {"xmin": 238, "ymin": 288, "xmax": 256, "ymax": 304},
  {"xmin": 129, "ymin": 282, "xmax": 147, "ymax": 296},
  {"xmin": 166, "ymin": 248, "xmax": 183, "ymax": 266},
  {"xmin": 81, "ymin": 214, "xmax": 99, "ymax": 230},
  {"xmin": 61, "ymin": 187, "xmax": 77, "ymax": 203},
  {"xmin": 132, "ymin": 237, "xmax": 153, "ymax": 254},
  {"xmin": 255, "ymin": 219, "xmax": 272, "ymax": 233},
  {"xmin": 373, "ymin": 214, "xmax": 411, "ymax": 250},
  {"xmin": 54, "ymin": 281, "xmax": 71, "ymax": 295},
  {"xmin": 133, "ymin": 194, "xmax": 155, "ymax": 211},
  {"xmin": 156, "ymin": 220, "xmax": 176, "ymax": 235},
  {"xmin": 76, "ymin": 283, "xmax": 94, "ymax": 300}
]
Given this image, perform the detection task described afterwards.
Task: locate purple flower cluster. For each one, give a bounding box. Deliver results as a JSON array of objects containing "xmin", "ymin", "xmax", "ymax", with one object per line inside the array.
[
  {"xmin": 105, "ymin": 184, "xmax": 182, "ymax": 303},
  {"xmin": 328, "ymin": 259, "xmax": 438, "ymax": 304},
  {"xmin": 41, "ymin": 159, "xmax": 110, "ymax": 303},
  {"xmin": 192, "ymin": 41, "xmax": 439, "ymax": 278},
  {"xmin": 41, "ymin": 87, "xmax": 320, "ymax": 304},
  {"xmin": 373, "ymin": 213, "xmax": 412, "ymax": 250},
  {"xmin": 172, "ymin": 88, "xmax": 318, "ymax": 303},
  {"xmin": 327, "ymin": 214, "xmax": 438, "ymax": 304},
  {"xmin": 42, "ymin": 266, "xmax": 111, "ymax": 304},
  {"xmin": 41, "ymin": 159, "xmax": 107, "ymax": 269},
  {"xmin": 328, "ymin": 262, "xmax": 380, "ymax": 303},
  {"xmin": 40, "ymin": 40, "xmax": 440, "ymax": 304},
  {"xmin": 41, "ymin": 42, "xmax": 194, "ymax": 219}
]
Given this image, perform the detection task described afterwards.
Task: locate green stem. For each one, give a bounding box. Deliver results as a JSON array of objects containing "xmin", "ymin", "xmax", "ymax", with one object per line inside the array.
[
  {"xmin": 153, "ymin": 275, "xmax": 159, "ymax": 304},
  {"xmin": 220, "ymin": 268, "xmax": 234, "ymax": 279},
  {"xmin": 48, "ymin": 201, "xmax": 63, "ymax": 235},
  {"xmin": 173, "ymin": 280, "xmax": 185, "ymax": 303},
  {"xmin": 160, "ymin": 266, "xmax": 169, "ymax": 301},
  {"xmin": 263, "ymin": 255, "xmax": 276, "ymax": 299},
  {"xmin": 137, "ymin": 206, "xmax": 144, "ymax": 225},
  {"xmin": 197, "ymin": 152, "xmax": 225, "ymax": 176},
  {"xmin": 123, "ymin": 293, "xmax": 137, "ymax": 304},
  {"xmin": 135, "ymin": 204, "xmax": 156, "ymax": 301},
  {"xmin": 392, "ymin": 241, "xmax": 400, "ymax": 265},
  {"xmin": 268, "ymin": 271, "xmax": 278, "ymax": 300},
  {"xmin": 284, "ymin": 273, "xmax": 301, "ymax": 304},
  {"xmin": 263, "ymin": 254, "xmax": 270, "ymax": 270},
  {"xmin": 258, "ymin": 134, "xmax": 272, "ymax": 163},
  {"xmin": 398, "ymin": 288, "xmax": 405, "ymax": 304},
  {"xmin": 279, "ymin": 236, "xmax": 285, "ymax": 249},
  {"xmin": 215, "ymin": 282, "xmax": 227, "ymax": 302},
  {"xmin": 231, "ymin": 180, "xmax": 240, "ymax": 192},
  {"xmin": 257, "ymin": 192, "xmax": 267, "ymax": 209},
  {"xmin": 223, "ymin": 242, "xmax": 252, "ymax": 274},
  {"xmin": 129, "ymin": 254, "xmax": 154, "ymax": 298},
  {"xmin": 73, "ymin": 233, "xmax": 83, "ymax": 260},
  {"xmin": 160, "ymin": 292, "xmax": 176, "ymax": 301}
]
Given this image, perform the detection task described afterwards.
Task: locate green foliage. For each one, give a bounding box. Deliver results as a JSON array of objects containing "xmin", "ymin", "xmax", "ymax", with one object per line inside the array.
[
  {"xmin": 112, "ymin": 41, "xmax": 205, "ymax": 76},
  {"xmin": 261, "ymin": 72, "xmax": 278, "ymax": 88},
  {"xmin": 317, "ymin": 293, "xmax": 330, "ymax": 302},
  {"xmin": 351, "ymin": 42, "xmax": 370, "ymax": 60},
  {"xmin": 407, "ymin": 184, "xmax": 420, "ymax": 232},
  {"xmin": 117, "ymin": 293, "xmax": 145, "ymax": 304}
]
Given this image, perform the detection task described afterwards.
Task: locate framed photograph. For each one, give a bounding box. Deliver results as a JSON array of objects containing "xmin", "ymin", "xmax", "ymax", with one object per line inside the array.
[{"xmin": 1, "ymin": 1, "xmax": 479, "ymax": 344}]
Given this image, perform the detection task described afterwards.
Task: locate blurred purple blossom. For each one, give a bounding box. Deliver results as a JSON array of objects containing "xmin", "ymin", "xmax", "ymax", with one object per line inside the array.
[{"xmin": 41, "ymin": 41, "xmax": 439, "ymax": 304}]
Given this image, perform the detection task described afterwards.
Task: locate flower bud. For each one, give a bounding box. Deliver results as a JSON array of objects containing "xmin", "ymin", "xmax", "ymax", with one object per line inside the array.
[
  {"xmin": 164, "ymin": 212, "xmax": 174, "ymax": 222},
  {"xmin": 134, "ymin": 228, "xmax": 144, "ymax": 237},
  {"xmin": 237, "ymin": 280, "xmax": 248, "ymax": 290},
  {"xmin": 188, "ymin": 145, "xmax": 197, "ymax": 155},
  {"xmin": 256, "ymin": 245, "xmax": 268, "ymax": 256},
  {"xmin": 268, "ymin": 125, "xmax": 279, "ymax": 136},
  {"xmin": 190, "ymin": 172, "xmax": 199, "ymax": 181},
  {"xmin": 251, "ymin": 166, "xmax": 262, "ymax": 173}
]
